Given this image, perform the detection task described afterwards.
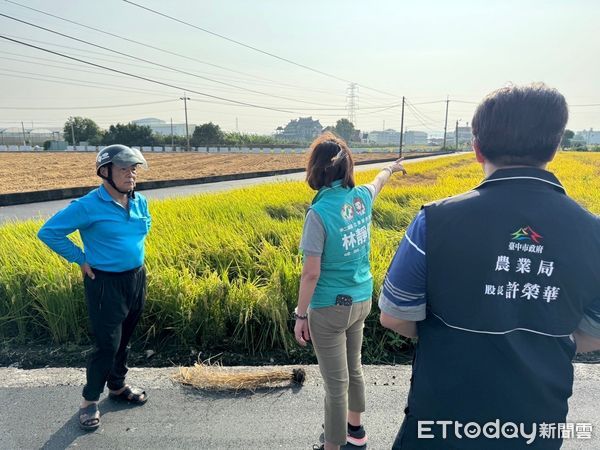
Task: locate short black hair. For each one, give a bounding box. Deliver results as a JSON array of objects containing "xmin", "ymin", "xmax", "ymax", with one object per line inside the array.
[{"xmin": 471, "ymin": 83, "xmax": 568, "ymax": 166}]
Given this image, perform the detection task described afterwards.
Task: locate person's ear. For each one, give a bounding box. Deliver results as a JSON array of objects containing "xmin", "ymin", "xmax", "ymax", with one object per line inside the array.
[{"xmin": 473, "ymin": 139, "xmax": 485, "ymax": 163}]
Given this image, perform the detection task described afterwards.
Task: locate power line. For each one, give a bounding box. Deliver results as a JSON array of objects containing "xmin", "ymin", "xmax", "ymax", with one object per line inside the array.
[
  {"xmin": 5, "ymin": 0, "xmax": 344, "ymax": 98},
  {"xmin": 0, "ymin": 66, "xmax": 397, "ymax": 115},
  {"xmin": 0, "ymin": 12, "xmax": 341, "ymax": 108},
  {"xmin": 2, "ymin": 34, "xmax": 187, "ymax": 71},
  {"xmin": 2, "ymin": 38, "xmax": 349, "ymax": 104},
  {"xmin": 452, "ymin": 99, "xmax": 478, "ymax": 104},
  {"xmin": 404, "ymin": 103, "xmax": 437, "ymax": 132},
  {"xmin": 405, "ymin": 103, "xmax": 439, "ymax": 129},
  {"xmin": 358, "ymin": 103, "xmax": 402, "ymax": 116},
  {"xmin": 0, "ymin": 35, "xmax": 298, "ymax": 114},
  {"xmin": 1, "ymin": 46, "xmax": 347, "ymax": 105},
  {"xmin": 0, "ymin": 71, "xmax": 176, "ymax": 98},
  {"xmin": 0, "ymin": 37, "xmax": 399, "ymax": 121},
  {"xmin": 0, "ymin": 54, "xmax": 182, "ymax": 94},
  {"xmin": 3, "ymin": 33, "xmax": 236, "ymax": 76},
  {"xmin": 0, "ymin": 99, "xmax": 179, "ymax": 111},
  {"xmin": 0, "ymin": 50, "xmax": 140, "ymax": 80},
  {"xmin": 120, "ymin": 0, "xmax": 352, "ymax": 84},
  {"xmin": 4, "ymin": 34, "xmax": 346, "ymax": 99},
  {"xmin": 405, "ymin": 99, "xmax": 442, "ymax": 124},
  {"xmin": 410, "ymin": 100, "xmax": 447, "ymax": 105},
  {"xmin": 0, "ymin": 56, "xmax": 402, "ymax": 114},
  {"xmin": 122, "ymin": 0, "xmax": 402, "ymax": 99},
  {"xmin": 5, "ymin": 0, "xmax": 286, "ymax": 84},
  {"xmin": 0, "ymin": 67, "xmax": 179, "ymax": 97}
]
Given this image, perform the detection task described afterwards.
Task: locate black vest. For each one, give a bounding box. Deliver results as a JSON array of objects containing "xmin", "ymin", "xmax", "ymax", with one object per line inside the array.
[{"xmin": 398, "ymin": 167, "xmax": 600, "ymax": 450}]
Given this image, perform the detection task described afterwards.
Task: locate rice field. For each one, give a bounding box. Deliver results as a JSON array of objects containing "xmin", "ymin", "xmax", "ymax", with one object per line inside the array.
[{"xmin": 0, "ymin": 152, "xmax": 598, "ymax": 360}]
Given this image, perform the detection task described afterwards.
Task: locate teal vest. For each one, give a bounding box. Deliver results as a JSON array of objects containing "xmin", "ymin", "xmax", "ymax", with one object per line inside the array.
[{"xmin": 308, "ymin": 180, "xmax": 374, "ymax": 308}]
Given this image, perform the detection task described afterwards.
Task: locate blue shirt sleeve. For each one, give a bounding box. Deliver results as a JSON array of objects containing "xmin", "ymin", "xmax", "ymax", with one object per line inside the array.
[
  {"xmin": 37, "ymin": 199, "xmax": 91, "ymax": 266},
  {"xmin": 378, "ymin": 209, "xmax": 427, "ymax": 321}
]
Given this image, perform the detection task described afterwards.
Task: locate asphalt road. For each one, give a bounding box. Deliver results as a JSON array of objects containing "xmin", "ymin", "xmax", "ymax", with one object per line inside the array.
[
  {"xmin": 0, "ymin": 364, "xmax": 598, "ymax": 449},
  {"xmin": 0, "ymin": 154, "xmax": 459, "ymax": 224}
]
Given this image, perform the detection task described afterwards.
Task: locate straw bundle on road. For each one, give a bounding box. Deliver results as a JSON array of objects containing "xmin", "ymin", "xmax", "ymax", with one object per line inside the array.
[{"xmin": 174, "ymin": 363, "xmax": 306, "ymax": 391}]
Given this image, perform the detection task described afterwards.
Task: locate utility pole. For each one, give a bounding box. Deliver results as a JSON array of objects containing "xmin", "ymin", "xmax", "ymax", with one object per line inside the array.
[
  {"xmin": 455, "ymin": 120, "xmax": 459, "ymax": 151},
  {"xmin": 235, "ymin": 117, "xmax": 239, "ymax": 132},
  {"xmin": 180, "ymin": 93, "xmax": 190, "ymax": 151},
  {"xmin": 382, "ymin": 120, "xmax": 385, "ymax": 131},
  {"xmin": 399, "ymin": 96, "xmax": 405, "ymax": 157},
  {"xmin": 170, "ymin": 117, "xmax": 174, "ymax": 148},
  {"xmin": 21, "ymin": 121, "xmax": 27, "ymax": 146},
  {"xmin": 442, "ymin": 96, "xmax": 449, "ymax": 149},
  {"xmin": 71, "ymin": 121, "xmax": 76, "ymax": 147}
]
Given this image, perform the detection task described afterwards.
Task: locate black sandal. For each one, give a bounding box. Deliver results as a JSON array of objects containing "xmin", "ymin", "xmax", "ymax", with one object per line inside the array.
[
  {"xmin": 108, "ymin": 385, "xmax": 148, "ymax": 405},
  {"xmin": 79, "ymin": 403, "xmax": 100, "ymax": 431}
]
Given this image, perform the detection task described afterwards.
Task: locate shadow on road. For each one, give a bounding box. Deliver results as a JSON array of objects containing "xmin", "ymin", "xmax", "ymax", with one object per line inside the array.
[
  {"xmin": 40, "ymin": 398, "xmax": 140, "ymax": 449},
  {"xmin": 40, "ymin": 412, "xmax": 82, "ymax": 450},
  {"xmin": 178, "ymin": 383, "xmax": 305, "ymax": 400}
]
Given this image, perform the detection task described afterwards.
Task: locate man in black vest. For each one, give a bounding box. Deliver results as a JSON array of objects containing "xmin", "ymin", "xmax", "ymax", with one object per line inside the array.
[{"xmin": 378, "ymin": 83, "xmax": 600, "ymax": 449}]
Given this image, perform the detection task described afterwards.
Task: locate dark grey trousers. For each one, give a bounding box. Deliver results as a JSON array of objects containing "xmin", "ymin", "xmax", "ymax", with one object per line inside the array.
[{"xmin": 82, "ymin": 266, "xmax": 146, "ymax": 401}]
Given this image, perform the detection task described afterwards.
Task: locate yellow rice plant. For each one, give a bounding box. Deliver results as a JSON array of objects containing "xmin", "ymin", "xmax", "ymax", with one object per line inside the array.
[{"xmin": 1, "ymin": 152, "xmax": 598, "ymax": 358}]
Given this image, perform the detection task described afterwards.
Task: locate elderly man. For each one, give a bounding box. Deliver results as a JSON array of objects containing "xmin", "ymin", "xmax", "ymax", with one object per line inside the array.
[
  {"xmin": 379, "ymin": 84, "xmax": 600, "ymax": 449},
  {"xmin": 38, "ymin": 145, "xmax": 151, "ymax": 431}
]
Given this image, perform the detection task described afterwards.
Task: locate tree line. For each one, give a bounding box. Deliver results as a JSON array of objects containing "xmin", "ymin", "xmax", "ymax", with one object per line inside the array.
[{"xmin": 62, "ymin": 117, "xmax": 359, "ymax": 148}]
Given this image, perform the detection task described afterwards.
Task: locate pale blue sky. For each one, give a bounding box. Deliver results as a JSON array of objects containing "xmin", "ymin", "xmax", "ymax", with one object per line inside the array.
[{"xmin": 0, "ymin": 0, "xmax": 598, "ymax": 134}]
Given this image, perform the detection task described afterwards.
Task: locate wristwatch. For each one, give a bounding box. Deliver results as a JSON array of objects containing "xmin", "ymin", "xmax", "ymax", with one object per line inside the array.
[{"xmin": 294, "ymin": 307, "xmax": 308, "ymax": 320}]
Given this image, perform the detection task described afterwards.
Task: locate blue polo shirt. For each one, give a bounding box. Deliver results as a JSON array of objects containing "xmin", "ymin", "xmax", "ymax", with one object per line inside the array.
[
  {"xmin": 378, "ymin": 209, "xmax": 427, "ymax": 321},
  {"xmin": 38, "ymin": 185, "xmax": 151, "ymax": 272}
]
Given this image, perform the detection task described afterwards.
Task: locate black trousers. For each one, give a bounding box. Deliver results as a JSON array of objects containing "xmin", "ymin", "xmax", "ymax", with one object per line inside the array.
[{"xmin": 82, "ymin": 266, "xmax": 146, "ymax": 401}]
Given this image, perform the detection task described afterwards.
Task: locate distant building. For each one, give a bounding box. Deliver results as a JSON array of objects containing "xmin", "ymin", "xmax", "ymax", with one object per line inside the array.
[
  {"xmin": 446, "ymin": 123, "xmax": 472, "ymax": 147},
  {"xmin": 575, "ymin": 129, "xmax": 600, "ymax": 145},
  {"xmin": 0, "ymin": 127, "xmax": 61, "ymax": 145},
  {"xmin": 132, "ymin": 118, "xmax": 194, "ymax": 136},
  {"xmin": 368, "ymin": 129, "xmax": 428, "ymax": 146},
  {"xmin": 278, "ymin": 117, "xmax": 323, "ymax": 141},
  {"xmin": 403, "ymin": 130, "xmax": 428, "ymax": 145},
  {"xmin": 368, "ymin": 129, "xmax": 401, "ymax": 145}
]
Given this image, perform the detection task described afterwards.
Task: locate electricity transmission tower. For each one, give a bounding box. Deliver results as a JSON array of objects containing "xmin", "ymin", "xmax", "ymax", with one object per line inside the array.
[{"xmin": 346, "ymin": 83, "xmax": 359, "ymax": 125}]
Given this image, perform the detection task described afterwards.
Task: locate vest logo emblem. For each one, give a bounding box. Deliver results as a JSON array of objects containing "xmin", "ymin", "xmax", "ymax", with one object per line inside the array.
[
  {"xmin": 511, "ymin": 226, "xmax": 542, "ymax": 244},
  {"xmin": 341, "ymin": 203, "xmax": 354, "ymax": 221}
]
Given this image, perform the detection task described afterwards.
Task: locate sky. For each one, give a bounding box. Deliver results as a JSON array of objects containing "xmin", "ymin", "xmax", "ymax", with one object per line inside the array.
[{"xmin": 0, "ymin": 0, "xmax": 599, "ymax": 135}]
